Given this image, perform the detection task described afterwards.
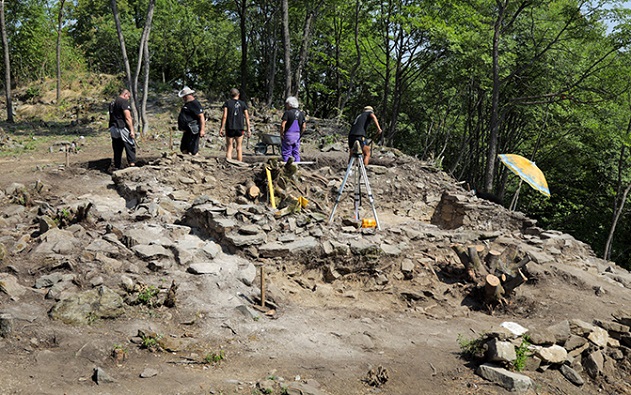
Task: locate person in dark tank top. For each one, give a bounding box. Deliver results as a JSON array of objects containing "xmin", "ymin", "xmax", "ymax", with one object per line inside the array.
[{"xmin": 348, "ymin": 106, "xmax": 382, "ymax": 166}]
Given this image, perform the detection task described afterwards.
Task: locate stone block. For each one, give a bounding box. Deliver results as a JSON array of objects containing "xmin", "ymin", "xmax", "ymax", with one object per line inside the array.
[
  {"xmin": 476, "ymin": 364, "xmax": 534, "ymax": 392},
  {"xmin": 486, "ymin": 338, "xmax": 517, "ymax": 363}
]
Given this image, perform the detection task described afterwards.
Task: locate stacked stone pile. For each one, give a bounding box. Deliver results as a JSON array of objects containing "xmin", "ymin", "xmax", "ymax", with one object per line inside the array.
[{"xmin": 471, "ymin": 314, "xmax": 631, "ymax": 392}]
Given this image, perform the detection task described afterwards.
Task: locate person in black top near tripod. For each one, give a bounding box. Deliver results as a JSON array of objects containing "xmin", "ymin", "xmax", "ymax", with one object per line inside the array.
[{"xmin": 348, "ymin": 106, "xmax": 382, "ymax": 166}]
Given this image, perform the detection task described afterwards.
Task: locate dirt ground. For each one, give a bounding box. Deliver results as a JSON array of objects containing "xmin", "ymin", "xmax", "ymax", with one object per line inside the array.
[{"xmin": 0, "ymin": 107, "xmax": 630, "ymax": 395}]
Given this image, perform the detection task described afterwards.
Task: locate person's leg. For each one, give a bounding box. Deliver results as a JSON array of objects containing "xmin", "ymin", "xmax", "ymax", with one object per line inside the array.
[
  {"xmin": 292, "ymin": 141, "xmax": 300, "ymax": 162},
  {"xmin": 189, "ymin": 133, "xmax": 200, "ymax": 155},
  {"xmin": 181, "ymin": 131, "xmax": 190, "ymax": 154},
  {"xmin": 363, "ymin": 144, "xmax": 371, "ymax": 166},
  {"xmin": 123, "ymin": 139, "xmax": 136, "ymax": 166},
  {"xmin": 112, "ymin": 138, "xmax": 123, "ymax": 169},
  {"xmin": 235, "ymin": 135, "xmax": 244, "ymax": 161},
  {"xmin": 281, "ymin": 139, "xmax": 292, "ymax": 162},
  {"xmin": 226, "ymin": 136, "xmax": 234, "ymax": 159}
]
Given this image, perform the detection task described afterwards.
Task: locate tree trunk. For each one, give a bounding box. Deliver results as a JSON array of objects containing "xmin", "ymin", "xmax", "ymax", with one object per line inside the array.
[
  {"xmin": 281, "ymin": 0, "xmax": 292, "ymax": 99},
  {"xmin": 111, "ymin": 0, "xmax": 138, "ymax": 126},
  {"xmin": 484, "ymin": 0, "xmax": 506, "ymax": 193},
  {"xmin": 266, "ymin": 42, "xmax": 277, "ymax": 107},
  {"xmin": 292, "ymin": 4, "xmax": 320, "ymax": 98},
  {"xmin": 236, "ymin": 0, "xmax": 248, "ymax": 101},
  {"xmin": 379, "ymin": 1, "xmax": 393, "ymax": 122},
  {"xmin": 338, "ymin": 0, "xmax": 362, "ymax": 117},
  {"xmin": 0, "ymin": 0, "xmax": 13, "ymax": 123},
  {"xmin": 604, "ymin": 183, "xmax": 631, "ymax": 261},
  {"xmin": 56, "ymin": 0, "xmax": 66, "ymax": 104},
  {"xmin": 141, "ymin": 42, "xmax": 150, "ymax": 137},
  {"xmin": 132, "ymin": 0, "xmax": 155, "ymax": 138}
]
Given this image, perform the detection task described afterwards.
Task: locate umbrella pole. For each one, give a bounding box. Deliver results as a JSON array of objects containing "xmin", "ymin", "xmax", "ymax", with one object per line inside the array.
[{"xmin": 509, "ymin": 180, "xmax": 523, "ymax": 211}]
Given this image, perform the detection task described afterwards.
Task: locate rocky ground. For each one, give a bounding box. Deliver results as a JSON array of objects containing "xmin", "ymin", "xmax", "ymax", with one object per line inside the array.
[{"xmin": 1, "ymin": 90, "xmax": 631, "ymax": 395}]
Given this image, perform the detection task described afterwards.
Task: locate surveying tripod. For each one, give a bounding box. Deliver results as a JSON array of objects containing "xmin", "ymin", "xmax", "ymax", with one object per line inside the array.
[{"xmin": 328, "ymin": 140, "xmax": 381, "ymax": 230}]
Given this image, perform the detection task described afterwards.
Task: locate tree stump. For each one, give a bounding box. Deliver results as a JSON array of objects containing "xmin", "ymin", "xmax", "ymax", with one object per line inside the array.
[
  {"xmin": 484, "ymin": 274, "xmax": 505, "ymax": 304},
  {"xmin": 467, "ymin": 245, "xmax": 489, "ymax": 278},
  {"xmin": 244, "ymin": 181, "xmax": 260, "ymax": 199},
  {"xmin": 452, "ymin": 244, "xmax": 475, "ymax": 281},
  {"xmin": 485, "ymin": 249, "xmax": 502, "ymax": 273}
]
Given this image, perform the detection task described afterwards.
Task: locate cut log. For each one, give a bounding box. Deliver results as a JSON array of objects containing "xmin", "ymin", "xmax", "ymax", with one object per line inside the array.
[
  {"xmin": 245, "ymin": 181, "xmax": 260, "ymax": 199},
  {"xmin": 484, "ymin": 274, "xmax": 505, "ymax": 304},
  {"xmin": 503, "ymin": 269, "xmax": 528, "ymax": 293},
  {"xmin": 451, "ymin": 244, "xmax": 475, "ymax": 281},
  {"xmin": 485, "ymin": 249, "xmax": 502, "ymax": 273},
  {"xmin": 508, "ymin": 255, "xmax": 531, "ymax": 272},
  {"xmin": 467, "ymin": 245, "xmax": 489, "ymax": 278},
  {"xmin": 474, "ymin": 245, "xmax": 487, "ymax": 255}
]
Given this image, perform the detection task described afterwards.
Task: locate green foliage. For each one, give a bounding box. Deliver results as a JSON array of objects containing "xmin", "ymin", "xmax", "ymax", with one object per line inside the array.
[
  {"xmin": 24, "ymin": 86, "xmax": 41, "ymax": 101},
  {"xmin": 140, "ymin": 332, "xmax": 162, "ymax": 351},
  {"xmin": 103, "ymin": 78, "xmax": 125, "ymax": 97},
  {"xmin": 513, "ymin": 336, "xmax": 531, "ymax": 372},
  {"xmin": 457, "ymin": 333, "xmax": 486, "ymax": 360},
  {"xmin": 137, "ymin": 285, "xmax": 159, "ymax": 305},
  {"xmin": 204, "ymin": 349, "xmax": 225, "ymax": 365}
]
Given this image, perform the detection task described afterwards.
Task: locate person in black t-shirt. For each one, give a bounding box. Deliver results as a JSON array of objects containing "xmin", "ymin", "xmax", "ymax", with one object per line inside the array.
[
  {"xmin": 219, "ymin": 88, "xmax": 251, "ymax": 161},
  {"xmin": 177, "ymin": 87, "xmax": 206, "ymax": 156},
  {"xmin": 108, "ymin": 89, "xmax": 136, "ymax": 169},
  {"xmin": 348, "ymin": 106, "xmax": 382, "ymax": 166}
]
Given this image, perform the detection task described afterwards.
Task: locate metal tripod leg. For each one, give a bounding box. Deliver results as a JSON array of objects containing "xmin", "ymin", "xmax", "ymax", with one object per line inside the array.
[
  {"xmin": 354, "ymin": 160, "xmax": 361, "ymax": 221},
  {"xmin": 357, "ymin": 158, "xmax": 381, "ymax": 230},
  {"xmin": 328, "ymin": 155, "xmax": 356, "ymax": 224}
]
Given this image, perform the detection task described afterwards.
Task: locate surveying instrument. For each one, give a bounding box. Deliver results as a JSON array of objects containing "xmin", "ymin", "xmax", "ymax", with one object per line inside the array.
[{"xmin": 328, "ymin": 140, "xmax": 381, "ymax": 230}]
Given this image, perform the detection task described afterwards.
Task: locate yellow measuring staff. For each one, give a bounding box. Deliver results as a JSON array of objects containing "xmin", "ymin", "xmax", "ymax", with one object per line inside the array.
[{"xmin": 265, "ymin": 165, "xmax": 276, "ymax": 208}]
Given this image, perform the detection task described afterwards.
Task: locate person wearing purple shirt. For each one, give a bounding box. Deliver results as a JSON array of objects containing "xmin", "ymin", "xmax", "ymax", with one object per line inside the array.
[{"xmin": 280, "ymin": 96, "xmax": 306, "ymax": 163}]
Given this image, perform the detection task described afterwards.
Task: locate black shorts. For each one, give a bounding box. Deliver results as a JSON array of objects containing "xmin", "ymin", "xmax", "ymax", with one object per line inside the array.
[
  {"xmin": 348, "ymin": 135, "xmax": 366, "ymax": 151},
  {"xmin": 226, "ymin": 129, "xmax": 244, "ymax": 138}
]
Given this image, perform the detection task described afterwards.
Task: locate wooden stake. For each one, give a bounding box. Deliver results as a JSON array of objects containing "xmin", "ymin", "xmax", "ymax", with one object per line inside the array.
[
  {"xmin": 65, "ymin": 144, "xmax": 70, "ymax": 167},
  {"xmin": 0, "ymin": 313, "xmax": 13, "ymax": 337},
  {"xmin": 259, "ymin": 265, "xmax": 266, "ymax": 307}
]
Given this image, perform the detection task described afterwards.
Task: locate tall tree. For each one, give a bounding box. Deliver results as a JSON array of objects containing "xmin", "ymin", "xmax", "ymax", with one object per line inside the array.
[
  {"xmin": 235, "ymin": 0, "xmax": 249, "ymax": 99},
  {"xmin": 111, "ymin": 0, "xmax": 138, "ymax": 125},
  {"xmin": 292, "ymin": 1, "xmax": 322, "ymax": 98},
  {"xmin": 281, "ymin": 0, "xmax": 291, "ymax": 98},
  {"xmin": 0, "ymin": 0, "xmax": 12, "ymax": 123},
  {"xmin": 56, "ymin": 0, "xmax": 66, "ymax": 103},
  {"xmin": 132, "ymin": 0, "xmax": 155, "ymax": 138}
]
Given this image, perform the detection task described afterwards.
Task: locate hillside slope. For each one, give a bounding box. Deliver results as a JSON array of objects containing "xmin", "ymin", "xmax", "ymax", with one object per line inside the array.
[{"xmin": 0, "ymin": 88, "xmax": 630, "ymax": 394}]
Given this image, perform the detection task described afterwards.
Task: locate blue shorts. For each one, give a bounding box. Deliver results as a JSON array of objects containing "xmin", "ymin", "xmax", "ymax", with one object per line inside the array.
[{"xmin": 348, "ymin": 135, "xmax": 366, "ymax": 151}]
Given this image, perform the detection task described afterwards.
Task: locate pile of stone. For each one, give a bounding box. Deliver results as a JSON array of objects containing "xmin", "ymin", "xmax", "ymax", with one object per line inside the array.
[{"xmin": 472, "ymin": 315, "xmax": 631, "ymax": 392}]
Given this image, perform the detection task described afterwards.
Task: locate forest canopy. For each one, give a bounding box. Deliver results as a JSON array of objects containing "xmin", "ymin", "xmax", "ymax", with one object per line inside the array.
[{"xmin": 3, "ymin": 0, "xmax": 631, "ymax": 269}]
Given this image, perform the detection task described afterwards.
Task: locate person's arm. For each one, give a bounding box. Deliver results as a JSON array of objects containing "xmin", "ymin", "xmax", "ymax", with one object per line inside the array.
[
  {"xmin": 219, "ymin": 107, "xmax": 227, "ymax": 137},
  {"xmin": 280, "ymin": 120, "xmax": 287, "ymax": 139},
  {"xmin": 244, "ymin": 109, "xmax": 251, "ymax": 137},
  {"xmin": 371, "ymin": 113, "xmax": 383, "ymax": 136},
  {"xmin": 198, "ymin": 111, "xmax": 206, "ymax": 138},
  {"xmin": 124, "ymin": 109, "xmax": 135, "ymax": 139}
]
